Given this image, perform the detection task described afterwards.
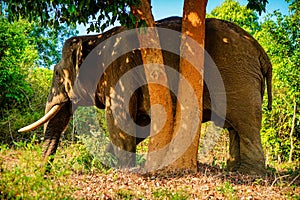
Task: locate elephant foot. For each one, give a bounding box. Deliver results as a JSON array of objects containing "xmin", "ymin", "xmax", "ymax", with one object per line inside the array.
[
  {"xmin": 227, "ymin": 159, "xmax": 266, "ymax": 176},
  {"xmin": 236, "ymin": 162, "xmax": 267, "ymax": 176},
  {"xmin": 226, "ymin": 158, "xmax": 241, "ymax": 172},
  {"xmin": 105, "ymin": 142, "xmax": 136, "ymax": 168}
]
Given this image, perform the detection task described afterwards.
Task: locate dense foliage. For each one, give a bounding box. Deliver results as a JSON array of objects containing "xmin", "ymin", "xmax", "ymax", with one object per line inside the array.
[
  {"xmin": 0, "ymin": 18, "xmax": 37, "ymax": 109},
  {"xmin": 2, "ymin": 0, "xmax": 140, "ymax": 32},
  {"xmin": 0, "ymin": 14, "xmax": 77, "ymax": 143},
  {"xmin": 258, "ymin": 1, "xmax": 300, "ymax": 163},
  {"xmin": 0, "ymin": 60, "xmax": 53, "ymax": 143},
  {"xmin": 207, "ymin": 0, "xmax": 260, "ymax": 34}
]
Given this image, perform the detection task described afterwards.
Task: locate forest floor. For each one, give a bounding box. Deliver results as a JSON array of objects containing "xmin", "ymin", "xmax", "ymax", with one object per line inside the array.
[
  {"xmin": 0, "ymin": 134, "xmax": 299, "ymax": 199},
  {"xmin": 68, "ymin": 163, "xmax": 300, "ymax": 199}
]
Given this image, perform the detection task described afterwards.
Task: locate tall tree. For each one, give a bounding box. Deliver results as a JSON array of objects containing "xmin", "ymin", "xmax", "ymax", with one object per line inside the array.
[
  {"xmin": 166, "ymin": 0, "xmax": 208, "ymax": 171},
  {"xmin": 130, "ymin": 0, "xmax": 174, "ymax": 170},
  {"xmin": 164, "ymin": 0, "xmax": 266, "ymax": 172}
]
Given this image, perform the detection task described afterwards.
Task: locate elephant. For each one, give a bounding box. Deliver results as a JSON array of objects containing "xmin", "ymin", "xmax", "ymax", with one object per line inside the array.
[{"xmin": 19, "ymin": 17, "xmax": 272, "ymax": 175}]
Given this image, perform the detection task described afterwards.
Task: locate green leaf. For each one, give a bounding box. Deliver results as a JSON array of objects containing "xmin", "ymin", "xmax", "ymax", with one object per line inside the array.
[{"xmin": 68, "ymin": 4, "xmax": 75, "ymax": 14}]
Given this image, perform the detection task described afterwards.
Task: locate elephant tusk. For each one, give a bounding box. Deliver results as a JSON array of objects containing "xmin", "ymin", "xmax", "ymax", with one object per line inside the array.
[{"xmin": 18, "ymin": 105, "xmax": 62, "ymax": 132}]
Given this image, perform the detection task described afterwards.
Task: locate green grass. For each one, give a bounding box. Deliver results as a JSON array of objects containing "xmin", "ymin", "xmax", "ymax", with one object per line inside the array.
[
  {"xmin": 0, "ymin": 144, "xmax": 73, "ymax": 199},
  {"xmin": 0, "ymin": 140, "xmax": 109, "ymax": 199},
  {"xmin": 0, "ymin": 141, "xmax": 193, "ymax": 199},
  {"xmin": 116, "ymin": 189, "xmax": 139, "ymax": 199},
  {"xmin": 152, "ymin": 188, "xmax": 190, "ymax": 200},
  {"xmin": 217, "ymin": 181, "xmax": 237, "ymax": 200}
]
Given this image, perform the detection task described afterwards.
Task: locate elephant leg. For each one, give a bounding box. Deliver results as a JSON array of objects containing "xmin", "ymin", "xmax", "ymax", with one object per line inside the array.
[
  {"xmin": 135, "ymin": 86, "xmax": 151, "ymax": 145},
  {"xmin": 225, "ymin": 88, "xmax": 266, "ymax": 175},
  {"xmin": 43, "ymin": 103, "xmax": 71, "ymax": 172},
  {"xmin": 227, "ymin": 128, "xmax": 241, "ymax": 171},
  {"xmin": 105, "ymin": 109, "xmax": 136, "ymax": 168},
  {"xmin": 232, "ymin": 103, "xmax": 266, "ymax": 175},
  {"xmin": 105, "ymin": 90, "xmax": 138, "ymax": 168},
  {"xmin": 237, "ymin": 125, "xmax": 266, "ymax": 175}
]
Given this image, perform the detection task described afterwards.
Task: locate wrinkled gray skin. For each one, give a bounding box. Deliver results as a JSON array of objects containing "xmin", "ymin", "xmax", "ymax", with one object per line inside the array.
[{"xmin": 42, "ymin": 17, "xmax": 272, "ymax": 175}]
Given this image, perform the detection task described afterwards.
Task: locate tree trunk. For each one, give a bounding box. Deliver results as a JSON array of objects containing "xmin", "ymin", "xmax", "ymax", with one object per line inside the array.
[
  {"xmin": 131, "ymin": 0, "xmax": 174, "ymax": 171},
  {"xmin": 288, "ymin": 96, "xmax": 296, "ymax": 163},
  {"xmin": 165, "ymin": 0, "xmax": 208, "ymax": 172}
]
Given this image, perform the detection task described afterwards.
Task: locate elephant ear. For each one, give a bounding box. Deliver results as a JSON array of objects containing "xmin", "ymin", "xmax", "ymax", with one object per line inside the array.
[{"xmin": 70, "ymin": 38, "xmax": 83, "ymax": 73}]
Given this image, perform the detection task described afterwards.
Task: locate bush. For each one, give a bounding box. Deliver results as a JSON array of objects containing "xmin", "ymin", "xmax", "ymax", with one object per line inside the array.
[
  {"xmin": 0, "ymin": 18, "xmax": 38, "ymax": 109},
  {"xmin": 0, "ymin": 68, "xmax": 53, "ymax": 144}
]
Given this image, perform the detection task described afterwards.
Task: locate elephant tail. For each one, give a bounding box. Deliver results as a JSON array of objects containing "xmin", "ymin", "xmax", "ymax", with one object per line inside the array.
[{"xmin": 260, "ymin": 53, "xmax": 273, "ymax": 111}]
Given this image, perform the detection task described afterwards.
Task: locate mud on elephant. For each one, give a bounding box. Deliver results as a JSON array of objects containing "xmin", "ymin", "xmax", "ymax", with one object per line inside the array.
[{"xmin": 19, "ymin": 17, "xmax": 272, "ymax": 175}]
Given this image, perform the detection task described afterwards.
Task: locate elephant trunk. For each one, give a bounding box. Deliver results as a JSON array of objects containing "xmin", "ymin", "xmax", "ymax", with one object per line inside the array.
[{"xmin": 42, "ymin": 103, "xmax": 72, "ymax": 161}]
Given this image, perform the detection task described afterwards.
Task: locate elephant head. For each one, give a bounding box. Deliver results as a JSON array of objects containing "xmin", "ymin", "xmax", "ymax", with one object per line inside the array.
[
  {"xmin": 18, "ymin": 28, "xmax": 126, "ymax": 162},
  {"xmin": 18, "ymin": 38, "xmax": 82, "ymax": 161}
]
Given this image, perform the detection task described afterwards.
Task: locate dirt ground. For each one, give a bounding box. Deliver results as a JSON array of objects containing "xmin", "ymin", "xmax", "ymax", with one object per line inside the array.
[{"xmin": 68, "ymin": 163, "xmax": 300, "ymax": 199}]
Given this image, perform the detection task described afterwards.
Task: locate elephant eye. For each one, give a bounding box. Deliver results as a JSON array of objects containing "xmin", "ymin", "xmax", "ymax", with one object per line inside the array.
[{"xmin": 55, "ymin": 70, "xmax": 59, "ymax": 79}]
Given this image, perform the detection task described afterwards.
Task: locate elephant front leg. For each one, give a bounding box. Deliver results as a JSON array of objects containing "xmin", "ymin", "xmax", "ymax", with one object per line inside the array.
[
  {"xmin": 227, "ymin": 128, "xmax": 241, "ymax": 171},
  {"xmin": 105, "ymin": 94, "xmax": 137, "ymax": 168},
  {"xmin": 106, "ymin": 110, "xmax": 136, "ymax": 168},
  {"xmin": 43, "ymin": 103, "xmax": 71, "ymax": 172}
]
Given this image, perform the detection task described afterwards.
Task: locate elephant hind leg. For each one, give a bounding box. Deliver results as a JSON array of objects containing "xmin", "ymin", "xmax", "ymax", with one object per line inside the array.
[
  {"xmin": 238, "ymin": 127, "xmax": 266, "ymax": 175},
  {"xmin": 226, "ymin": 125, "xmax": 266, "ymax": 175},
  {"xmin": 227, "ymin": 128, "xmax": 241, "ymax": 172}
]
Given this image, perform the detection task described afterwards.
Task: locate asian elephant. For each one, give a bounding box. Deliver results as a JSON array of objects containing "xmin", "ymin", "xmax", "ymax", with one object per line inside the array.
[{"xmin": 19, "ymin": 17, "xmax": 272, "ymax": 175}]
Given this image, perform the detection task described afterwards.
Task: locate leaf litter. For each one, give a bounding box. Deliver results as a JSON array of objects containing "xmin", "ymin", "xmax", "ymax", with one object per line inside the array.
[{"xmin": 68, "ymin": 163, "xmax": 299, "ymax": 199}]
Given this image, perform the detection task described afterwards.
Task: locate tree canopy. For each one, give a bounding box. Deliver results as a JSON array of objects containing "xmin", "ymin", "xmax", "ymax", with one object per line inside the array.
[
  {"xmin": 2, "ymin": 0, "xmax": 268, "ymax": 33},
  {"xmin": 246, "ymin": 0, "xmax": 268, "ymax": 14},
  {"xmin": 2, "ymin": 0, "xmax": 140, "ymax": 32},
  {"xmin": 208, "ymin": 0, "xmax": 260, "ymax": 34}
]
